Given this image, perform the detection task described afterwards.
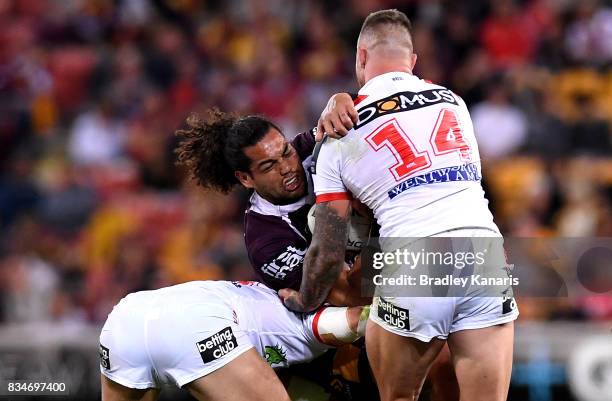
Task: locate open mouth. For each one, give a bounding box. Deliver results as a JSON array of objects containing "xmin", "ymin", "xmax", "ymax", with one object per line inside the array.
[{"xmin": 284, "ymin": 175, "xmax": 301, "ymax": 192}]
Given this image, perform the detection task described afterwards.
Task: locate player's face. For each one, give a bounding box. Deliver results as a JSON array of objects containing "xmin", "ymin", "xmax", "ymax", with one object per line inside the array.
[{"xmin": 237, "ymin": 128, "xmax": 307, "ymax": 205}]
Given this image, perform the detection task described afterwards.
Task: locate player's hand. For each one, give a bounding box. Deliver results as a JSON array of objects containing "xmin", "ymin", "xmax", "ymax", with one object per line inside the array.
[
  {"xmin": 278, "ymin": 288, "xmax": 308, "ymax": 312},
  {"xmin": 316, "ymin": 92, "xmax": 358, "ymax": 141}
]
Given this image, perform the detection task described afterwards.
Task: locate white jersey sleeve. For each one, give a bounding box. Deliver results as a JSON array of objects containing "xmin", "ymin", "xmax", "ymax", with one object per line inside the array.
[{"xmin": 312, "ymin": 138, "xmax": 351, "ymax": 203}]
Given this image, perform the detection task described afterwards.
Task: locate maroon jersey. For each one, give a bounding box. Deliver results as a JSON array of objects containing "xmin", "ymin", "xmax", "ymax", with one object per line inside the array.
[{"xmin": 244, "ymin": 130, "xmax": 315, "ymax": 290}]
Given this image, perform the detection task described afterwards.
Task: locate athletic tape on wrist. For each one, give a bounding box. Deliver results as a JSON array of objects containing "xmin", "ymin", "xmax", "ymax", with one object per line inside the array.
[{"xmin": 312, "ymin": 307, "xmax": 362, "ymax": 346}]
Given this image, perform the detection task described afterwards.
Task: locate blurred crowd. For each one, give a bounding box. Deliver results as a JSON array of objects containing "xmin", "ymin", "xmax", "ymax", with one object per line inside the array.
[{"xmin": 0, "ymin": 0, "xmax": 611, "ymax": 326}]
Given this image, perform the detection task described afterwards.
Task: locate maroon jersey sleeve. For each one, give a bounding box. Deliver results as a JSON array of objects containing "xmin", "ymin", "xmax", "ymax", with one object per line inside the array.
[
  {"xmin": 291, "ymin": 129, "xmax": 316, "ymax": 162},
  {"xmin": 244, "ymin": 211, "xmax": 309, "ymax": 291}
]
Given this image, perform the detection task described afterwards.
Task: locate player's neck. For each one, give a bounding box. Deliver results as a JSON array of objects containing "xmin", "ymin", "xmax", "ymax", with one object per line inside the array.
[{"xmin": 364, "ymin": 64, "xmax": 413, "ymax": 85}]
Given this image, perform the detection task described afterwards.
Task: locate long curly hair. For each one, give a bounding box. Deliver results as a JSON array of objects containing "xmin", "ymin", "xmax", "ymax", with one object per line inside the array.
[{"xmin": 174, "ymin": 108, "xmax": 281, "ymax": 193}]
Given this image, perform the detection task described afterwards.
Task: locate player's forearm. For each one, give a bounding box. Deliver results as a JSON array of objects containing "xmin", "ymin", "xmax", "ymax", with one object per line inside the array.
[
  {"xmin": 280, "ymin": 243, "xmax": 345, "ymax": 312},
  {"xmin": 297, "ymin": 243, "xmax": 345, "ymax": 311},
  {"xmin": 298, "ymin": 203, "xmax": 350, "ymax": 310},
  {"xmin": 281, "ymin": 202, "xmax": 350, "ymax": 312}
]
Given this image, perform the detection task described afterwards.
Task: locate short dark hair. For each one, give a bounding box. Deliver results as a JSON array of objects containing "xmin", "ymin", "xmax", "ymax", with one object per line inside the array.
[
  {"xmin": 360, "ymin": 9, "xmax": 413, "ymax": 38},
  {"xmin": 175, "ymin": 109, "xmax": 282, "ymax": 193}
]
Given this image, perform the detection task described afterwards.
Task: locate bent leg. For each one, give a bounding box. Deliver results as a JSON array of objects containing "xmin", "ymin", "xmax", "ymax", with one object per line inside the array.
[
  {"xmin": 101, "ymin": 375, "xmax": 159, "ymax": 401},
  {"xmin": 185, "ymin": 348, "xmax": 291, "ymax": 401},
  {"xmin": 366, "ymin": 319, "xmax": 446, "ymax": 401},
  {"xmin": 447, "ymin": 322, "xmax": 514, "ymax": 401}
]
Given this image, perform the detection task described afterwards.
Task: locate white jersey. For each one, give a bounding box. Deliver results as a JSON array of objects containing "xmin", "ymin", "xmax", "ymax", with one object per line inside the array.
[
  {"xmin": 196, "ymin": 280, "xmax": 328, "ymax": 364},
  {"xmin": 313, "ymin": 72, "xmax": 499, "ymax": 238},
  {"xmin": 99, "ymin": 281, "xmax": 329, "ymax": 388}
]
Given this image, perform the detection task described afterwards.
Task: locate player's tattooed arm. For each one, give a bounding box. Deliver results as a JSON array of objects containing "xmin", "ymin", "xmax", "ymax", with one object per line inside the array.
[{"xmin": 279, "ymin": 200, "xmax": 351, "ymax": 312}]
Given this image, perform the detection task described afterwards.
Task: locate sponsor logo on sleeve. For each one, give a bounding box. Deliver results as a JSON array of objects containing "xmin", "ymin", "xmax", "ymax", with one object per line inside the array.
[
  {"xmin": 264, "ymin": 345, "xmax": 288, "ymax": 366},
  {"xmin": 355, "ymin": 89, "xmax": 458, "ymax": 129},
  {"xmin": 377, "ymin": 298, "xmax": 410, "ymax": 331},
  {"xmin": 261, "ymin": 246, "xmax": 306, "ymax": 280},
  {"xmin": 196, "ymin": 327, "xmax": 238, "ymax": 364},
  {"xmin": 99, "ymin": 344, "xmax": 111, "ymax": 370}
]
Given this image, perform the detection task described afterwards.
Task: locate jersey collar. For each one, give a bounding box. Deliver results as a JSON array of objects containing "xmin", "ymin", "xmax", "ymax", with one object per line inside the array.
[
  {"xmin": 248, "ymin": 191, "xmax": 308, "ymax": 217},
  {"xmin": 360, "ymin": 71, "xmax": 416, "ymax": 93}
]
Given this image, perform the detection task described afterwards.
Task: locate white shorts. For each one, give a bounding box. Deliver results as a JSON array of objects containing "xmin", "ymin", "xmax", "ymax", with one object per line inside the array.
[
  {"xmin": 370, "ymin": 228, "xmax": 519, "ymax": 341},
  {"xmin": 99, "ymin": 288, "xmax": 253, "ymax": 389},
  {"xmin": 369, "ymin": 295, "xmax": 518, "ymax": 341}
]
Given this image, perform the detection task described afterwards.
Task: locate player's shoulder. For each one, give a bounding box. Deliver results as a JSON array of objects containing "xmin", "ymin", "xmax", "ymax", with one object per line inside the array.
[
  {"xmin": 359, "ymin": 72, "xmax": 460, "ymax": 102},
  {"xmin": 229, "ymin": 280, "xmax": 276, "ymax": 294},
  {"xmin": 310, "ymin": 134, "xmax": 350, "ymax": 175},
  {"xmin": 290, "ymin": 128, "xmax": 316, "ymax": 161},
  {"xmin": 350, "ymin": 74, "xmax": 468, "ymax": 130},
  {"xmin": 312, "ymin": 134, "xmax": 345, "ymax": 158},
  {"xmin": 417, "ymin": 78, "xmax": 466, "ymax": 104},
  {"xmin": 395, "ymin": 76, "xmax": 460, "ymax": 101}
]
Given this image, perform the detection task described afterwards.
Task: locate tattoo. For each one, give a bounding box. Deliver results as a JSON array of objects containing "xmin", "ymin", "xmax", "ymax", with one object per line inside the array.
[
  {"xmin": 282, "ymin": 291, "xmax": 306, "ymax": 312},
  {"xmin": 295, "ymin": 202, "xmax": 350, "ymax": 312}
]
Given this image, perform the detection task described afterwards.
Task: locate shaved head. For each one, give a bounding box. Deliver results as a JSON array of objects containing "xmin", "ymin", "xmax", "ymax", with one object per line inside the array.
[
  {"xmin": 355, "ymin": 9, "xmax": 417, "ymax": 87},
  {"xmin": 358, "ymin": 9, "xmax": 414, "ymax": 52}
]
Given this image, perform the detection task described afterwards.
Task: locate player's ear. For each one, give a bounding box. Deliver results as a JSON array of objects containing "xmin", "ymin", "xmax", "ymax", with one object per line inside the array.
[
  {"xmin": 358, "ymin": 47, "xmax": 367, "ymax": 68},
  {"xmin": 410, "ymin": 53, "xmax": 417, "ymax": 70},
  {"xmin": 235, "ymin": 170, "xmax": 255, "ymax": 189}
]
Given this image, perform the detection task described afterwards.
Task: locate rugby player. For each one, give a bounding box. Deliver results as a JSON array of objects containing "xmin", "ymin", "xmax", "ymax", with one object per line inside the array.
[
  {"xmin": 99, "ymin": 280, "xmax": 366, "ymax": 401},
  {"xmin": 174, "ymin": 107, "xmax": 459, "ymax": 401},
  {"xmin": 280, "ymin": 9, "xmax": 519, "ymax": 401},
  {"xmin": 174, "ymin": 107, "xmax": 366, "ymax": 304}
]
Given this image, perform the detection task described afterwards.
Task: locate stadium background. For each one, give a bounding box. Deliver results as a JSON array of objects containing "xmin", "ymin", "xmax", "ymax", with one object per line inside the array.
[{"xmin": 0, "ymin": 0, "xmax": 611, "ymax": 400}]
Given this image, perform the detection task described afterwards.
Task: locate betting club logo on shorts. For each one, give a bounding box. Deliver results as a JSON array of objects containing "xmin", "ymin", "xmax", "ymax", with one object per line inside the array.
[
  {"xmin": 196, "ymin": 327, "xmax": 238, "ymax": 363},
  {"xmin": 354, "ymin": 89, "xmax": 458, "ymax": 129},
  {"xmin": 99, "ymin": 344, "xmax": 111, "ymax": 370},
  {"xmin": 502, "ymin": 296, "xmax": 517, "ymax": 314},
  {"xmin": 377, "ymin": 298, "xmax": 410, "ymax": 331}
]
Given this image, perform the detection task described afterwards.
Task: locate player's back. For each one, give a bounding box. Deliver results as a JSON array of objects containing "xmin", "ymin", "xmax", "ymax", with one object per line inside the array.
[
  {"xmin": 103, "ymin": 280, "xmax": 327, "ymax": 375},
  {"xmin": 314, "ymin": 72, "xmax": 498, "ymax": 238}
]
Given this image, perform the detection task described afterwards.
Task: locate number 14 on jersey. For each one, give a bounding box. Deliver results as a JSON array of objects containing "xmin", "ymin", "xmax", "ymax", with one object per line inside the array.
[{"xmin": 365, "ymin": 108, "xmax": 473, "ymax": 181}]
